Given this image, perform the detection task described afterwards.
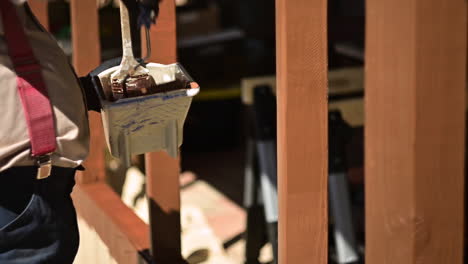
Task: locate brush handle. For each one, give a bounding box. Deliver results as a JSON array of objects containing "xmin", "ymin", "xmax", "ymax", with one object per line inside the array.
[{"xmin": 119, "ymin": 0, "xmax": 139, "ymax": 71}]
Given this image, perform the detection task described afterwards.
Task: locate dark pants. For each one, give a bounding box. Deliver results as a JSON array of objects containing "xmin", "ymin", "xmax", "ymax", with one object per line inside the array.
[{"xmin": 0, "ymin": 166, "xmax": 79, "ymax": 264}]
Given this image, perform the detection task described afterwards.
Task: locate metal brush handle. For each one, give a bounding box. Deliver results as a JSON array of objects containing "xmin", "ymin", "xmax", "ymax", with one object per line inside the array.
[
  {"xmin": 119, "ymin": 0, "xmax": 139, "ymax": 72},
  {"xmin": 111, "ymin": 0, "xmax": 150, "ymax": 90},
  {"xmin": 133, "ymin": 27, "xmax": 152, "ymax": 72},
  {"xmin": 141, "ymin": 27, "xmax": 152, "ymax": 63}
]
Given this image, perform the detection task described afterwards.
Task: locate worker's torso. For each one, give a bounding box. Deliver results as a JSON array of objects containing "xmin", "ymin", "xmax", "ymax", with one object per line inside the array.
[{"xmin": 0, "ymin": 4, "xmax": 89, "ymax": 172}]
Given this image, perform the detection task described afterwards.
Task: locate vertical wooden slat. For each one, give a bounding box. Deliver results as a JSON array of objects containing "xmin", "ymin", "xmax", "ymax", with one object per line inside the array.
[
  {"xmin": 365, "ymin": 0, "xmax": 466, "ymax": 263},
  {"xmin": 142, "ymin": 0, "xmax": 183, "ymax": 262},
  {"xmin": 276, "ymin": 0, "xmax": 328, "ymax": 263},
  {"xmin": 28, "ymin": 0, "xmax": 48, "ymax": 30},
  {"xmin": 70, "ymin": 0, "xmax": 105, "ymax": 183},
  {"xmin": 145, "ymin": 153, "xmax": 183, "ymax": 262}
]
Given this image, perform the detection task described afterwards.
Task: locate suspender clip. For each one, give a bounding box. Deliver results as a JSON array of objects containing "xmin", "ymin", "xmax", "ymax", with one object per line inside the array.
[{"xmin": 36, "ymin": 154, "xmax": 52, "ymax": 180}]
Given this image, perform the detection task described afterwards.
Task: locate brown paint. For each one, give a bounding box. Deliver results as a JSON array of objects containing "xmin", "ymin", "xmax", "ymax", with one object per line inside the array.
[
  {"xmin": 70, "ymin": 0, "xmax": 105, "ymax": 183},
  {"xmin": 276, "ymin": 0, "xmax": 328, "ymax": 263},
  {"xmin": 142, "ymin": 0, "xmax": 184, "ymax": 262},
  {"xmin": 365, "ymin": 0, "xmax": 466, "ymax": 263}
]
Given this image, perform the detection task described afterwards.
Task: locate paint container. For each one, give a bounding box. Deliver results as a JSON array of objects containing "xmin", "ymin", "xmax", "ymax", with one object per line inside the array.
[{"xmin": 96, "ymin": 63, "xmax": 199, "ymax": 166}]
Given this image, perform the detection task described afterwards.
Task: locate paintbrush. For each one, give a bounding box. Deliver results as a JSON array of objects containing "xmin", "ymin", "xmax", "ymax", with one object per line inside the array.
[
  {"xmin": 110, "ymin": 0, "xmax": 156, "ymax": 100},
  {"xmin": 110, "ymin": 1, "xmax": 191, "ymax": 101}
]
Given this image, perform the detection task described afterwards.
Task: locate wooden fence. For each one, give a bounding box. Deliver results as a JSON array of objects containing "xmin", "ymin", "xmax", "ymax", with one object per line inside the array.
[{"xmin": 29, "ymin": 0, "xmax": 467, "ymax": 263}]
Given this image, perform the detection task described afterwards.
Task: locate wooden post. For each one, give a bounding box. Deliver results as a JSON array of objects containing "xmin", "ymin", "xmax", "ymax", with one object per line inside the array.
[
  {"xmin": 365, "ymin": 0, "xmax": 466, "ymax": 263},
  {"xmin": 276, "ymin": 0, "xmax": 328, "ymax": 263},
  {"xmin": 142, "ymin": 0, "xmax": 184, "ymax": 262},
  {"xmin": 70, "ymin": 0, "xmax": 106, "ymax": 183},
  {"xmin": 28, "ymin": 0, "xmax": 48, "ymax": 30}
]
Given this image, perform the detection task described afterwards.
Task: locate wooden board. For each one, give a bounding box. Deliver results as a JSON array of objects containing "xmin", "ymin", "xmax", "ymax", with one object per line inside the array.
[
  {"xmin": 276, "ymin": 0, "xmax": 328, "ymax": 263},
  {"xmin": 142, "ymin": 0, "xmax": 184, "ymax": 262},
  {"xmin": 28, "ymin": 0, "xmax": 48, "ymax": 30},
  {"xmin": 73, "ymin": 183, "xmax": 150, "ymax": 264},
  {"xmin": 365, "ymin": 0, "xmax": 466, "ymax": 263},
  {"xmin": 70, "ymin": 0, "xmax": 106, "ymax": 183}
]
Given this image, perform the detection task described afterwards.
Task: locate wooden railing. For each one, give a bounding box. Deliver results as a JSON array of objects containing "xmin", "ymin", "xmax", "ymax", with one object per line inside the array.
[
  {"xmin": 29, "ymin": 0, "xmax": 467, "ymax": 263},
  {"xmin": 72, "ymin": 182, "xmax": 150, "ymax": 263}
]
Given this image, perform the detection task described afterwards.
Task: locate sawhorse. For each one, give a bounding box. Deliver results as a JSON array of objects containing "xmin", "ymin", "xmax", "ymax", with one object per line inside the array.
[{"xmin": 241, "ymin": 79, "xmax": 361, "ymax": 264}]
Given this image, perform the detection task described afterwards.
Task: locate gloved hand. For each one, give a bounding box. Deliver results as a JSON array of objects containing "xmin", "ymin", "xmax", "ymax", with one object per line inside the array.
[
  {"xmin": 137, "ymin": 0, "xmax": 161, "ymax": 28},
  {"xmin": 121, "ymin": 0, "xmax": 161, "ymax": 29}
]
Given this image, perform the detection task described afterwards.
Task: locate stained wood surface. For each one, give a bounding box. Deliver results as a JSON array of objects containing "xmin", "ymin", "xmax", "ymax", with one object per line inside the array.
[
  {"xmin": 28, "ymin": 0, "xmax": 48, "ymax": 30},
  {"xmin": 276, "ymin": 0, "xmax": 328, "ymax": 263},
  {"xmin": 143, "ymin": 0, "xmax": 184, "ymax": 262},
  {"xmin": 73, "ymin": 183, "xmax": 150, "ymax": 264},
  {"xmin": 365, "ymin": 0, "xmax": 466, "ymax": 263},
  {"xmin": 70, "ymin": 0, "xmax": 106, "ymax": 183}
]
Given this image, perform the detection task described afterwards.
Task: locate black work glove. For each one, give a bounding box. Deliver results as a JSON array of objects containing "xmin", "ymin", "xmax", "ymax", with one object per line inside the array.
[
  {"xmin": 137, "ymin": 0, "xmax": 161, "ymax": 29},
  {"xmin": 122, "ymin": 0, "xmax": 161, "ymax": 29}
]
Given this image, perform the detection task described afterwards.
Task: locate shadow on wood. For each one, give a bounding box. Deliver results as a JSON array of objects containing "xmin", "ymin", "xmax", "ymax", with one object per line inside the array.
[{"xmin": 147, "ymin": 197, "xmax": 188, "ymax": 264}]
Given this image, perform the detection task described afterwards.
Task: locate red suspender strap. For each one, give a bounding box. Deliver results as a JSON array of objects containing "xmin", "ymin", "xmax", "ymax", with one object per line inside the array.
[{"xmin": 0, "ymin": 1, "xmax": 56, "ymax": 178}]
